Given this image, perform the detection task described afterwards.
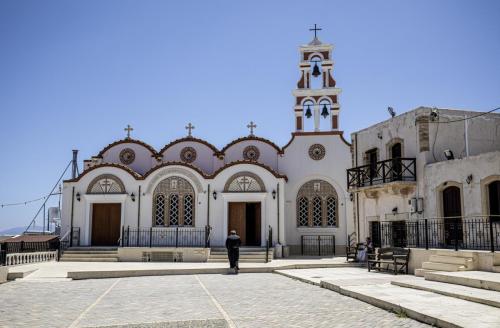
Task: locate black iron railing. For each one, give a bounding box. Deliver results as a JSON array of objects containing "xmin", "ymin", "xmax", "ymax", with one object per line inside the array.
[
  {"xmin": 347, "ymin": 158, "xmax": 416, "ymax": 189},
  {"xmin": 371, "ymin": 216, "xmax": 500, "ymax": 252},
  {"xmin": 121, "ymin": 226, "xmax": 211, "ymax": 248},
  {"xmin": 301, "ymin": 235, "xmax": 336, "ymax": 256}
]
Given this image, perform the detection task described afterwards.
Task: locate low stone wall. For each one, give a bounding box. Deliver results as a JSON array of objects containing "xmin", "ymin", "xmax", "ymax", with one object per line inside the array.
[
  {"xmin": 5, "ymin": 251, "xmax": 58, "ymax": 266},
  {"xmin": 408, "ymin": 248, "xmax": 499, "ymax": 273},
  {"xmin": 118, "ymin": 247, "xmax": 210, "ymax": 262},
  {"xmin": 0, "ymin": 266, "xmax": 7, "ymax": 284}
]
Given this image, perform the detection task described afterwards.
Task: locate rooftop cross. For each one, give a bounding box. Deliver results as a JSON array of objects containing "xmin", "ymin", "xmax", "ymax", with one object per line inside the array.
[
  {"xmin": 247, "ymin": 121, "xmax": 257, "ymax": 136},
  {"xmin": 185, "ymin": 123, "xmax": 195, "ymax": 137},
  {"xmin": 124, "ymin": 124, "xmax": 133, "ymax": 139},
  {"xmin": 309, "ymin": 24, "xmax": 322, "ymax": 39}
]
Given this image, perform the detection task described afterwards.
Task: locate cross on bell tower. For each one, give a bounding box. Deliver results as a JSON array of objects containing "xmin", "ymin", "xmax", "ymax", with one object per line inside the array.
[
  {"xmin": 292, "ymin": 26, "xmax": 341, "ymax": 132},
  {"xmin": 247, "ymin": 121, "xmax": 257, "ymax": 136},
  {"xmin": 185, "ymin": 123, "xmax": 195, "ymax": 137},
  {"xmin": 124, "ymin": 124, "xmax": 134, "ymax": 139}
]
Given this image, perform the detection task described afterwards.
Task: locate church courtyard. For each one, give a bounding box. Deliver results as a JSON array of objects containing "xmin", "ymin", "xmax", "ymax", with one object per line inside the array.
[{"xmin": 0, "ymin": 272, "xmax": 427, "ymax": 328}]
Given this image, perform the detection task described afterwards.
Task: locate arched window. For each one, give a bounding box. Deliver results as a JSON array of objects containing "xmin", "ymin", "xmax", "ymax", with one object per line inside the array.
[
  {"xmin": 152, "ymin": 176, "xmax": 195, "ymax": 226},
  {"xmin": 224, "ymin": 172, "xmax": 266, "ymax": 192},
  {"xmin": 154, "ymin": 194, "xmax": 165, "ymax": 226},
  {"xmin": 87, "ymin": 174, "xmax": 125, "ymax": 194},
  {"xmin": 298, "ymin": 197, "xmax": 309, "ymax": 226},
  {"xmin": 296, "ymin": 180, "xmax": 338, "ymax": 227}
]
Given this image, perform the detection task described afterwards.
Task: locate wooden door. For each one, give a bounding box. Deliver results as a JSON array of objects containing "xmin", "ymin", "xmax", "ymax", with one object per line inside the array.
[
  {"xmin": 228, "ymin": 202, "xmax": 246, "ymax": 245},
  {"xmin": 489, "ymin": 181, "xmax": 500, "ymax": 221},
  {"xmin": 254, "ymin": 203, "xmax": 261, "ymax": 246},
  {"xmin": 92, "ymin": 203, "xmax": 121, "ymax": 246},
  {"xmin": 442, "ymin": 186, "xmax": 463, "ymax": 245}
]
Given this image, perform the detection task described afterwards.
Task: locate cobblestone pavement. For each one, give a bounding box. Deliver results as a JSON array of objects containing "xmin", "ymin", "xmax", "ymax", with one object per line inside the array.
[{"xmin": 0, "ymin": 273, "xmax": 429, "ymax": 328}]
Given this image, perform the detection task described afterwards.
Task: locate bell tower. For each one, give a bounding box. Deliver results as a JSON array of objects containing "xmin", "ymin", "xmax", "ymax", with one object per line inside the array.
[{"xmin": 293, "ymin": 25, "xmax": 341, "ymax": 132}]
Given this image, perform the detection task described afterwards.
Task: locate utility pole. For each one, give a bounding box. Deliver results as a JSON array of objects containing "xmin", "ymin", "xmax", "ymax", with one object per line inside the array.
[{"xmin": 72, "ymin": 150, "xmax": 78, "ymax": 179}]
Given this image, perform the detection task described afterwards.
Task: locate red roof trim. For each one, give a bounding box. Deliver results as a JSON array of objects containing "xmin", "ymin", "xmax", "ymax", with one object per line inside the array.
[
  {"xmin": 158, "ymin": 137, "xmax": 219, "ymax": 156},
  {"xmin": 96, "ymin": 138, "xmax": 158, "ymax": 158},
  {"xmin": 64, "ymin": 163, "xmax": 142, "ymax": 182},
  {"xmin": 219, "ymin": 135, "xmax": 283, "ymax": 154}
]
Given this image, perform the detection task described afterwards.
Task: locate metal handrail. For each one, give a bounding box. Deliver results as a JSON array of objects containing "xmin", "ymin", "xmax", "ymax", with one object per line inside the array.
[{"xmin": 347, "ymin": 157, "xmax": 416, "ymax": 189}]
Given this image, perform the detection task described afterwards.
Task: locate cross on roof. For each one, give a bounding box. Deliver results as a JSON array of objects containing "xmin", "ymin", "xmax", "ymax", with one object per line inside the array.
[
  {"xmin": 185, "ymin": 123, "xmax": 195, "ymax": 137},
  {"xmin": 124, "ymin": 124, "xmax": 133, "ymax": 139},
  {"xmin": 247, "ymin": 121, "xmax": 257, "ymax": 136},
  {"xmin": 309, "ymin": 24, "xmax": 322, "ymax": 39}
]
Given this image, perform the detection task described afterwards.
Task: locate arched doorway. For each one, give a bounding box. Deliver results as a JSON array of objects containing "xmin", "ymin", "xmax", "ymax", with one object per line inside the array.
[
  {"xmin": 488, "ymin": 181, "xmax": 500, "ymax": 222},
  {"xmin": 442, "ymin": 185, "xmax": 463, "ymax": 246}
]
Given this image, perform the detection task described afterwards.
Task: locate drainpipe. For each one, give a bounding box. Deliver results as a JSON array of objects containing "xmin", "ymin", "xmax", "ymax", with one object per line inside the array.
[
  {"xmin": 70, "ymin": 186, "xmax": 75, "ymax": 247},
  {"xmin": 207, "ymin": 184, "xmax": 210, "ymax": 227},
  {"xmin": 277, "ymin": 183, "xmax": 280, "ymax": 244},
  {"xmin": 136, "ymin": 185, "xmax": 141, "ymax": 246},
  {"xmin": 354, "ymin": 133, "xmax": 360, "ymax": 240}
]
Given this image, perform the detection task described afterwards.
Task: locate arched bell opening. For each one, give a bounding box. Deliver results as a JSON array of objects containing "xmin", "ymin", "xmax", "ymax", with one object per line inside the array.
[
  {"xmin": 302, "ymin": 99, "xmax": 315, "ymax": 132},
  {"xmin": 318, "ymin": 99, "xmax": 332, "ymax": 131},
  {"xmin": 309, "ymin": 55, "xmax": 323, "ymax": 89}
]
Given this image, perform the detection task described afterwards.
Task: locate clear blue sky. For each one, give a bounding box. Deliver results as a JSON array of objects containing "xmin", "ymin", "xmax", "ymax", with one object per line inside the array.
[{"xmin": 1, "ymin": 0, "xmax": 499, "ymax": 230}]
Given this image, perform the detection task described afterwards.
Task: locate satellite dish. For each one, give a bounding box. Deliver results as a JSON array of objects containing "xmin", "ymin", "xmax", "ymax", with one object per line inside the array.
[{"xmin": 387, "ymin": 107, "xmax": 396, "ymax": 117}]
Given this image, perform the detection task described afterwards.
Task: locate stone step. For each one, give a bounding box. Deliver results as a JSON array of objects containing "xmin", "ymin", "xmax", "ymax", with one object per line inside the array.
[
  {"xmin": 210, "ymin": 251, "xmax": 271, "ymax": 255},
  {"xmin": 493, "ymin": 266, "xmax": 500, "ymax": 273},
  {"xmin": 320, "ymin": 281, "xmax": 500, "ymax": 327},
  {"xmin": 207, "ymin": 259, "xmax": 267, "ymax": 263},
  {"xmin": 414, "ymin": 268, "xmax": 437, "ymax": 277},
  {"xmin": 392, "ymin": 277, "xmax": 500, "ymax": 308},
  {"xmin": 434, "ymin": 249, "xmax": 477, "ymax": 258},
  {"xmin": 209, "ymin": 253, "xmax": 271, "ymax": 258},
  {"xmin": 424, "ymin": 271, "xmax": 500, "ymax": 292},
  {"xmin": 68, "ymin": 247, "xmax": 118, "ymax": 251},
  {"xmin": 62, "ymin": 252, "xmax": 118, "ymax": 257},
  {"xmin": 428, "ymin": 255, "xmax": 474, "ymax": 266},
  {"xmin": 421, "ymin": 261, "xmax": 467, "ymax": 272},
  {"xmin": 60, "ymin": 257, "xmax": 118, "ymax": 262}
]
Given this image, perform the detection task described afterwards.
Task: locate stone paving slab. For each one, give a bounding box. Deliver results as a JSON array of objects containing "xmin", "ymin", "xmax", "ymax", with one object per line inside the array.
[
  {"xmin": 424, "ymin": 270, "xmax": 500, "ymax": 292},
  {"xmin": 7, "ymin": 257, "xmax": 361, "ymax": 281},
  {"xmin": 275, "ymin": 267, "xmax": 500, "ymax": 328},
  {"xmin": 0, "ymin": 272, "xmax": 427, "ymax": 328}
]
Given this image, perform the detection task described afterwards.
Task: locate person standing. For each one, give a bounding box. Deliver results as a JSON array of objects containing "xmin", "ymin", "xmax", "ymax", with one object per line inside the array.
[{"xmin": 225, "ymin": 230, "xmax": 241, "ymax": 274}]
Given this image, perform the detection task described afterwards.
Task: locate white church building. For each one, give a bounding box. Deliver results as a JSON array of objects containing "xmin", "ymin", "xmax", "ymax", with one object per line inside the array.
[{"xmin": 61, "ymin": 33, "xmax": 354, "ymax": 260}]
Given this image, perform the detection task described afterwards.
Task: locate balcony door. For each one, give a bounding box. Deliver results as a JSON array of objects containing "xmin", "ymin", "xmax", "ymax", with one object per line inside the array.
[{"xmin": 391, "ymin": 143, "xmax": 402, "ymax": 180}]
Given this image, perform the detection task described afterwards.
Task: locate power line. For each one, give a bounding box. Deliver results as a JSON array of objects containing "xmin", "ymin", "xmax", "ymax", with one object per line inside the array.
[
  {"xmin": 1, "ymin": 193, "xmax": 62, "ymax": 208},
  {"xmin": 429, "ymin": 107, "xmax": 500, "ymax": 123}
]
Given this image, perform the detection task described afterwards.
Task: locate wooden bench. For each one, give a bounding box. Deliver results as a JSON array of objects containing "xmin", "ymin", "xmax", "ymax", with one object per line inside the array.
[
  {"xmin": 367, "ymin": 247, "xmax": 410, "ymax": 275},
  {"xmin": 346, "ymin": 243, "xmax": 365, "ymax": 262}
]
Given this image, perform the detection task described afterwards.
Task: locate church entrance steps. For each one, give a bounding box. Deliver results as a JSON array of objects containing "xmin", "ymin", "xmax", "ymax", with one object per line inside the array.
[
  {"xmin": 428, "ymin": 254, "xmax": 474, "ymax": 266},
  {"xmin": 60, "ymin": 247, "xmax": 119, "ymax": 262},
  {"xmin": 424, "ymin": 270, "xmax": 500, "ymax": 292},
  {"xmin": 420, "ymin": 251, "xmax": 477, "ymax": 273},
  {"xmin": 391, "ymin": 278, "xmax": 500, "ymax": 308},
  {"xmin": 414, "ymin": 268, "xmax": 437, "ymax": 277},
  {"xmin": 208, "ymin": 247, "xmax": 273, "ymax": 263},
  {"xmin": 275, "ymin": 267, "xmax": 500, "ymax": 328}
]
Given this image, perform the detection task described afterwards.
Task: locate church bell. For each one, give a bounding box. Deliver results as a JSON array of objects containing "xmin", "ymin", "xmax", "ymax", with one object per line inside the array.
[
  {"xmin": 312, "ymin": 62, "xmax": 321, "ymax": 77},
  {"xmin": 305, "ymin": 105, "xmax": 312, "ymax": 118},
  {"xmin": 321, "ymin": 104, "xmax": 329, "ymax": 118}
]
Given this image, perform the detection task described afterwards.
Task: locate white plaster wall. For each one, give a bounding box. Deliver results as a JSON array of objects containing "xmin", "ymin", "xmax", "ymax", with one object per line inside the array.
[
  {"xmin": 161, "ymin": 141, "xmax": 218, "ymax": 174},
  {"xmin": 222, "ymin": 140, "xmax": 280, "ymax": 171},
  {"xmin": 423, "ymin": 151, "xmax": 500, "ymax": 218},
  {"xmin": 101, "ymin": 143, "xmax": 155, "ymax": 175},
  {"xmin": 279, "ymin": 134, "xmax": 352, "ymax": 251}
]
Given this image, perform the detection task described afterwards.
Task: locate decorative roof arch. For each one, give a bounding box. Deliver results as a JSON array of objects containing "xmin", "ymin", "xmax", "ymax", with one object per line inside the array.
[
  {"xmin": 64, "ymin": 163, "xmax": 142, "ymax": 183},
  {"xmin": 211, "ymin": 160, "xmax": 288, "ymax": 181},
  {"xmin": 158, "ymin": 137, "xmax": 220, "ymax": 156},
  {"xmin": 97, "ymin": 138, "xmax": 158, "ymax": 158},
  {"xmin": 219, "ymin": 135, "xmax": 283, "ymax": 155}
]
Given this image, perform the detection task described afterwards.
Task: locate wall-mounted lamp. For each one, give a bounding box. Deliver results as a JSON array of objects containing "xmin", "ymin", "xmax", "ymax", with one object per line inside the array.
[
  {"xmin": 212, "ymin": 191, "xmax": 217, "ymax": 200},
  {"xmin": 377, "ymin": 132, "xmax": 383, "ymax": 139},
  {"xmin": 444, "ymin": 149, "xmax": 454, "ymax": 160},
  {"xmin": 272, "ymin": 190, "xmax": 276, "ymax": 199},
  {"xmin": 130, "ymin": 192, "xmax": 136, "ymax": 202},
  {"xmin": 349, "ymin": 193, "xmax": 354, "ymax": 202},
  {"xmin": 466, "ymin": 174, "xmax": 473, "ymax": 185},
  {"xmin": 392, "ymin": 207, "xmax": 398, "ymax": 214},
  {"xmin": 76, "ymin": 192, "xmax": 81, "ymax": 202}
]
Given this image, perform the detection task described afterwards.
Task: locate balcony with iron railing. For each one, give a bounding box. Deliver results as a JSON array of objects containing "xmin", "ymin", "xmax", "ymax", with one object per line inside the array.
[{"xmin": 347, "ymin": 157, "xmax": 417, "ymax": 190}]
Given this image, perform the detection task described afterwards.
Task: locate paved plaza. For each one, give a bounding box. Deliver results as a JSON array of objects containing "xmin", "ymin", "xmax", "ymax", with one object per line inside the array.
[{"xmin": 0, "ymin": 273, "xmax": 428, "ymax": 328}]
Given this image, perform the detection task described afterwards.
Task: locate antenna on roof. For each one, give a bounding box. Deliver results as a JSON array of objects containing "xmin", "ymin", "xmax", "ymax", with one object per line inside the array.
[{"xmin": 387, "ymin": 107, "xmax": 396, "ymax": 118}]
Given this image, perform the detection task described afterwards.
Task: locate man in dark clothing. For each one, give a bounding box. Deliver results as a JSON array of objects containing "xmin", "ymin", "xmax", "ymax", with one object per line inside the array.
[{"xmin": 225, "ymin": 230, "xmax": 241, "ymax": 273}]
